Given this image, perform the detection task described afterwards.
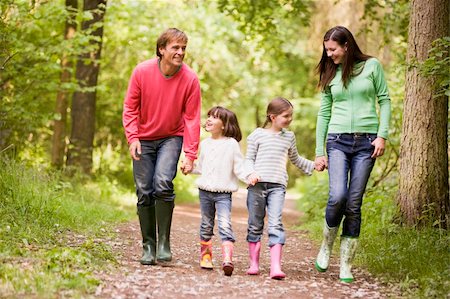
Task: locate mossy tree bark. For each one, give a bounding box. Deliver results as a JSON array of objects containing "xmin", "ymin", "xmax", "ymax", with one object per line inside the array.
[{"xmin": 399, "ymin": 0, "xmax": 449, "ymax": 228}]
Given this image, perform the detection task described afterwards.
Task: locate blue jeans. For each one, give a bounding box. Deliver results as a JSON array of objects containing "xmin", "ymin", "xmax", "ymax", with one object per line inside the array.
[
  {"xmin": 246, "ymin": 183, "xmax": 286, "ymax": 247},
  {"xmin": 133, "ymin": 137, "xmax": 183, "ymax": 207},
  {"xmin": 326, "ymin": 133, "xmax": 376, "ymax": 237},
  {"xmin": 199, "ymin": 189, "xmax": 235, "ymax": 242}
]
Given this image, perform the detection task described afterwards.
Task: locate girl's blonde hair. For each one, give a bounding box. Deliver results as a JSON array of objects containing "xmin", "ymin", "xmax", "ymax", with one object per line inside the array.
[
  {"xmin": 262, "ymin": 97, "xmax": 293, "ymax": 128},
  {"xmin": 207, "ymin": 106, "xmax": 242, "ymax": 142}
]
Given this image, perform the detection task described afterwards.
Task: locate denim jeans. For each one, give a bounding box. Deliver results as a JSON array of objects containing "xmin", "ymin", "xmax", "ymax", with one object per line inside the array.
[
  {"xmin": 246, "ymin": 183, "xmax": 286, "ymax": 247},
  {"xmin": 133, "ymin": 137, "xmax": 183, "ymax": 207},
  {"xmin": 199, "ymin": 189, "xmax": 235, "ymax": 242},
  {"xmin": 325, "ymin": 133, "xmax": 376, "ymax": 237}
]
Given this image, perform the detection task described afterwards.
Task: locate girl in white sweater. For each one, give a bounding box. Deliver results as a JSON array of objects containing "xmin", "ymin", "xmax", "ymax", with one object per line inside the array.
[{"xmin": 190, "ymin": 106, "xmax": 258, "ymax": 276}]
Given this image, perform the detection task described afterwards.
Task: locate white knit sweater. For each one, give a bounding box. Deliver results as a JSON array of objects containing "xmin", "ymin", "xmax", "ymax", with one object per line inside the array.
[{"xmin": 192, "ymin": 137, "xmax": 251, "ymax": 193}]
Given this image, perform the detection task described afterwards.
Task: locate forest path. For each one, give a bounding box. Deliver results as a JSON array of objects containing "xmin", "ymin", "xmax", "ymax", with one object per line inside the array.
[{"xmin": 94, "ymin": 189, "xmax": 392, "ymax": 299}]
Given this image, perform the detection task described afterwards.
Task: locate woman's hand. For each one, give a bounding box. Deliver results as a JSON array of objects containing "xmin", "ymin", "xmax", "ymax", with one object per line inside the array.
[
  {"xmin": 371, "ymin": 137, "xmax": 386, "ymax": 158},
  {"xmin": 315, "ymin": 156, "xmax": 328, "ymax": 171}
]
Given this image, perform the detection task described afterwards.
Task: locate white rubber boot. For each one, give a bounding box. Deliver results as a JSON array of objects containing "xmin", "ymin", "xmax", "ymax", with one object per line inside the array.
[
  {"xmin": 339, "ymin": 237, "xmax": 358, "ymax": 283},
  {"xmin": 315, "ymin": 221, "xmax": 339, "ymax": 272}
]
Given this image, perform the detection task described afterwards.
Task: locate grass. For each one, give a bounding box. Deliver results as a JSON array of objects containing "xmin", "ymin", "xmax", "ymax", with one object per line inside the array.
[
  {"xmin": 0, "ymin": 158, "xmax": 135, "ymax": 297},
  {"xmin": 295, "ymin": 173, "xmax": 450, "ymax": 298}
]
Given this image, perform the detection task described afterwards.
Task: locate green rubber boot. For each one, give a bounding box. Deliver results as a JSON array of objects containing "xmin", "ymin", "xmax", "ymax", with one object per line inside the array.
[
  {"xmin": 137, "ymin": 205, "xmax": 157, "ymax": 265},
  {"xmin": 156, "ymin": 200, "xmax": 174, "ymax": 262}
]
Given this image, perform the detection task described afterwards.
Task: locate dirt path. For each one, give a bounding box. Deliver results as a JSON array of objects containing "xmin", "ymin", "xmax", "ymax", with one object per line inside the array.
[{"xmin": 94, "ymin": 189, "xmax": 391, "ymax": 298}]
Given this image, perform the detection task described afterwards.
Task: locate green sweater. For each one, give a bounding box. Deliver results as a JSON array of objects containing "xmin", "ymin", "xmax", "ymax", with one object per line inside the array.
[{"xmin": 315, "ymin": 58, "xmax": 391, "ymax": 156}]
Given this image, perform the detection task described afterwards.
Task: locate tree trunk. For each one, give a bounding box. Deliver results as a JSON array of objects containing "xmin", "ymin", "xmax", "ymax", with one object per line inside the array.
[
  {"xmin": 399, "ymin": 0, "xmax": 449, "ymax": 228},
  {"xmin": 51, "ymin": 0, "xmax": 77, "ymax": 168},
  {"xmin": 66, "ymin": 0, "xmax": 107, "ymax": 173}
]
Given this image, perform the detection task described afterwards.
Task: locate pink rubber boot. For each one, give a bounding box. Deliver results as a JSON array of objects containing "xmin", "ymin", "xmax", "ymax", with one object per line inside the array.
[
  {"xmin": 270, "ymin": 244, "xmax": 286, "ymax": 279},
  {"xmin": 222, "ymin": 241, "xmax": 234, "ymax": 276},
  {"xmin": 246, "ymin": 242, "xmax": 261, "ymax": 275}
]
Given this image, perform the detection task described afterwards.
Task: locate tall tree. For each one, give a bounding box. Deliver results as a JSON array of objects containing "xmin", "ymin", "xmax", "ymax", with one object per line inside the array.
[
  {"xmin": 51, "ymin": 0, "xmax": 78, "ymax": 168},
  {"xmin": 66, "ymin": 0, "xmax": 107, "ymax": 173},
  {"xmin": 399, "ymin": 0, "xmax": 449, "ymax": 228}
]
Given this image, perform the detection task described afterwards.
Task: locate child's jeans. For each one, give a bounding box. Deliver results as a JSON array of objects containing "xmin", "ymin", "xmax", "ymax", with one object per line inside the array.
[
  {"xmin": 199, "ymin": 189, "xmax": 235, "ymax": 242},
  {"xmin": 246, "ymin": 182, "xmax": 286, "ymax": 247}
]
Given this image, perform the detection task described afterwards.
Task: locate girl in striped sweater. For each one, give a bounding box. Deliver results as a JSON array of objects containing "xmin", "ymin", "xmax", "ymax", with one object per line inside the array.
[{"xmin": 245, "ymin": 97, "xmax": 318, "ymax": 279}]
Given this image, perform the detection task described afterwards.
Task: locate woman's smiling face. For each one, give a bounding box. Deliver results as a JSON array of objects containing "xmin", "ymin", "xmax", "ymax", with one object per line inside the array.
[{"xmin": 324, "ymin": 40, "xmax": 347, "ymax": 65}]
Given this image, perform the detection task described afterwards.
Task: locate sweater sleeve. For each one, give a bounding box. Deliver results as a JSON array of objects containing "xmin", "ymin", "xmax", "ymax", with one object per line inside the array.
[
  {"xmin": 122, "ymin": 67, "xmax": 141, "ymax": 144},
  {"xmin": 289, "ymin": 134, "xmax": 314, "ymax": 176},
  {"xmin": 372, "ymin": 59, "xmax": 391, "ymax": 140},
  {"xmin": 244, "ymin": 130, "xmax": 258, "ymax": 173},
  {"xmin": 182, "ymin": 77, "xmax": 202, "ymax": 161},
  {"xmin": 232, "ymin": 141, "xmax": 252, "ymax": 183},
  {"xmin": 191, "ymin": 141, "xmax": 203, "ymax": 175},
  {"xmin": 315, "ymin": 87, "xmax": 332, "ymax": 156}
]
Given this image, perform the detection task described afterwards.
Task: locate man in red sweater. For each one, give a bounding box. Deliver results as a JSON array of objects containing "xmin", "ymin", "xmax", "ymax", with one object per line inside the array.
[{"xmin": 123, "ymin": 28, "xmax": 201, "ymax": 265}]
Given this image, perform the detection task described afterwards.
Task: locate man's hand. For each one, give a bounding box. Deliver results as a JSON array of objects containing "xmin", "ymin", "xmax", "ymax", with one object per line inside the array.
[{"xmin": 129, "ymin": 140, "xmax": 141, "ymax": 161}]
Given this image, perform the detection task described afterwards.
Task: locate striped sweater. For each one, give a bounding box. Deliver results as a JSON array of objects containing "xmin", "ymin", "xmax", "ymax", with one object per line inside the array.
[{"xmin": 245, "ymin": 128, "xmax": 314, "ymax": 187}]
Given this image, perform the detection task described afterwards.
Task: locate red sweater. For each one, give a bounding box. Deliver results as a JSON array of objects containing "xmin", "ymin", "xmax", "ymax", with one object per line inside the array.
[{"xmin": 123, "ymin": 58, "xmax": 201, "ymax": 160}]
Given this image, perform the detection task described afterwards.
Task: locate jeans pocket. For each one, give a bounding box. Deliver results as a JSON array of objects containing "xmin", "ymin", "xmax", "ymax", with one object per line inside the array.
[
  {"xmin": 326, "ymin": 133, "xmax": 340, "ymax": 142},
  {"xmin": 366, "ymin": 134, "xmax": 375, "ymax": 143}
]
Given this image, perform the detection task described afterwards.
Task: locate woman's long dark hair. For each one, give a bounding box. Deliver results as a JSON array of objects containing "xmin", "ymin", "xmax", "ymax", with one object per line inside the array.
[{"xmin": 316, "ymin": 26, "xmax": 371, "ymax": 90}]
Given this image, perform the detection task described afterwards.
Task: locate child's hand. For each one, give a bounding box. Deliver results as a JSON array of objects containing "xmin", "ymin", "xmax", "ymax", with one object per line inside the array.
[
  {"xmin": 180, "ymin": 158, "xmax": 193, "ymax": 175},
  {"xmin": 247, "ymin": 173, "xmax": 260, "ymax": 186}
]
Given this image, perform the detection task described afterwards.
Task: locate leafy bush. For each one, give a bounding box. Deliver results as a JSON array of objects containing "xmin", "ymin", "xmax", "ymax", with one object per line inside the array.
[
  {"xmin": 0, "ymin": 157, "xmax": 133, "ymax": 296},
  {"xmin": 297, "ymin": 176, "xmax": 450, "ymax": 298}
]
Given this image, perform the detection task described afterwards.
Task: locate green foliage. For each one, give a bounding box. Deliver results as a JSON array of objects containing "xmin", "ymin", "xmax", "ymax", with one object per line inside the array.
[
  {"xmin": 417, "ymin": 37, "xmax": 450, "ymax": 98},
  {"xmin": 1, "ymin": 1, "xmax": 67, "ymax": 151},
  {"xmin": 0, "ymin": 157, "xmax": 133, "ymax": 296},
  {"xmin": 362, "ymin": 0, "xmax": 409, "ymax": 50},
  {"xmin": 217, "ymin": 0, "xmax": 311, "ymax": 45},
  {"xmin": 174, "ymin": 168, "xmax": 198, "ymax": 203},
  {"xmin": 298, "ymin": 176, "xmax": 450, "ymax": 298}
]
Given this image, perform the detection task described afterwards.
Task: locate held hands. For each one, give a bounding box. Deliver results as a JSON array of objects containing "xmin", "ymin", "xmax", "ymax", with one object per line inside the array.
[
  {"xmin": 247, "ymin": 172, "xmax": 260, "ymax": 186},
  {"xmin": 129, "ymin": 140, "xmax": 142, "ymax": 161},
  {"xmin": 180, "ymin": 158, "xmax": 194, "ymax": 175},
  {"xmin": 314, "ymin": 156, "xmax": 328, "ymax": 172},
  {"xmin": 371, "ymin": 137, "xmax": 386, "ymax": 158}
]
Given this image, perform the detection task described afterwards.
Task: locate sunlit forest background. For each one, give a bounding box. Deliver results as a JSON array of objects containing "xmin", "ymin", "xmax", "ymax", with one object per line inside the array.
[
  {"xmin": 0, "ymin": 0, "xmax": 448, "ymax": 298},
  {"xmin": 1, "ymin": 0, "xmax": 409, "ymax": 179}
]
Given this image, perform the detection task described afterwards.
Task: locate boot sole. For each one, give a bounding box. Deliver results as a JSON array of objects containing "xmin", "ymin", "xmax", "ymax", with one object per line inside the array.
[
  {"xmin": 270, "ymin": 274, "xmax": 285, "ymax": 280},
  {"xmin": 223, "ymin": 264, "xmax": 234, "ymax": 276},
  {"xmin": 140, "ymin": 260, "xmax": 157, "ymax": 265},
  {"xmin": 314, "ymin": 261, "xmax": 328, "ymax": 272},
  {"xmin": 340, "ymin": 277, "xmax": 354, "ymax": 283},
  {"xmin": 157, "ymin": 256, "xmax": 172, "ymax": 262}
]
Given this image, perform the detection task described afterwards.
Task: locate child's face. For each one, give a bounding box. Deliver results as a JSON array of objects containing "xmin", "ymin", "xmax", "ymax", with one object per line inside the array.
[
  {"xmin": 205, "ymin": 113, "xmax": 224, "ymax": 137},
  {"xmin": 271, "ymin": 108, "xmax": 293, "ymax": 130}
]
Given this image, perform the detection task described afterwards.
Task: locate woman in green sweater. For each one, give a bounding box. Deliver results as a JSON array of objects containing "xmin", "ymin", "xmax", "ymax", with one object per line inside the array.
[{"xmin": 314, "ymin": 26, "xmax": 391, "ymax": 283}]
